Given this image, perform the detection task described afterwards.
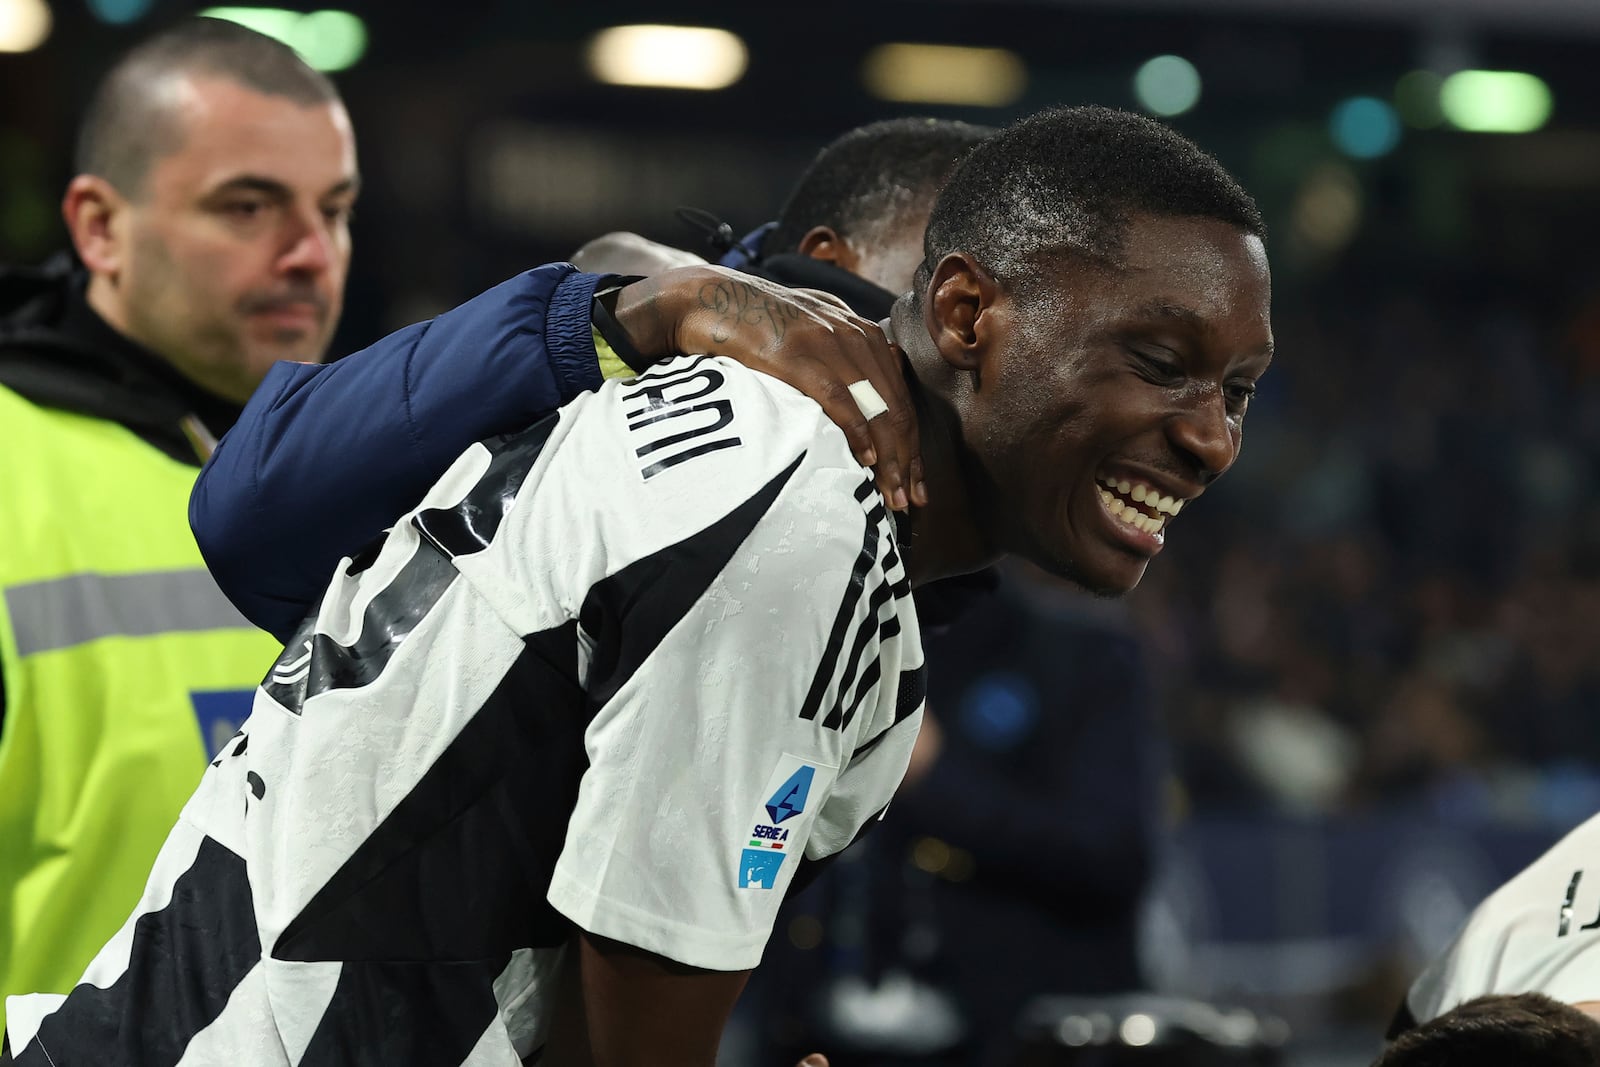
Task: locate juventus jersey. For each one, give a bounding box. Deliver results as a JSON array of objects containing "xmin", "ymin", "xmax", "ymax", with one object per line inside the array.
[
  {"xmin": 6, "ymin": 355, "xmax": 925, "ymax": 1066},
  {"xmin": 1406, "ymin": 812, "xmax": 1600, "ymax": 1025}
]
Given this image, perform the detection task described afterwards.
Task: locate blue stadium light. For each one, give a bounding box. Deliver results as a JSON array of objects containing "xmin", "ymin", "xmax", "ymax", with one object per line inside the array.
[
  {"xmin": 1330, "ymin": 96, "xmax": 1401, "ymax": 159},
  {"xmin": 87, "ymin": 0, "xmax": 153, "ymax": 25}
]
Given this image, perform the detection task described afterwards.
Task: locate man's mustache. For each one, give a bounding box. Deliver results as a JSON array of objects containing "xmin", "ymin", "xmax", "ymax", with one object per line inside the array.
[{"xmin": 238, "ymin": 288, "xmax": 330, "ymax": 318}]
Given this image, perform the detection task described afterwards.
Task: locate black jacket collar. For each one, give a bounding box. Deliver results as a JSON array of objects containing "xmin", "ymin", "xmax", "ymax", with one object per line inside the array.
[{"xmin": 0, "ymin": 253, "xmax": 244, "ymax": 465}]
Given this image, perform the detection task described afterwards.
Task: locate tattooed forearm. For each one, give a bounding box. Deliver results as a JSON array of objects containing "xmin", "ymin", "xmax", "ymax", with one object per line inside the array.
[{"xmin": 697, "ymin": 280, "xmax": 805, "ymax": 344}]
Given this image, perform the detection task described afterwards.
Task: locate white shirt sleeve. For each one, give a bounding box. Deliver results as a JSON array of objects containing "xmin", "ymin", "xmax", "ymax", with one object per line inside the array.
[
  {"xmin": 1408, "ymin": 812, "xmax": 1600, "ymax": 1020},
  {"xmin": 544, "ymin": 463, "xmax": 919, "ymax": 971}
]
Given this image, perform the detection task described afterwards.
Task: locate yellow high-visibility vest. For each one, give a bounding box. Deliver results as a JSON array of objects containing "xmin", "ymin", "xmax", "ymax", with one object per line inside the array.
[{"xmin": 0, "ymin": 383, "xmax": 280, "ymax": 1000}]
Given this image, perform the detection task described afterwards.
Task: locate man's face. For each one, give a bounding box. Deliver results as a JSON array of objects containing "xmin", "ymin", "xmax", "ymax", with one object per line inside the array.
[
  {"xmin": 958, "ymin": 213, "xmax": 1274, "ymax": 595},
  {"xmin": 110, "ymin": 75, "xmax": 358, "ymax": 401}
]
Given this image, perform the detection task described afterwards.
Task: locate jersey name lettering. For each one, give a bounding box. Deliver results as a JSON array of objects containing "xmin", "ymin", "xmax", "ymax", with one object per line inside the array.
[{"xmin": 622, "ymin": 360, "xmax": 742, "ymax": 479}]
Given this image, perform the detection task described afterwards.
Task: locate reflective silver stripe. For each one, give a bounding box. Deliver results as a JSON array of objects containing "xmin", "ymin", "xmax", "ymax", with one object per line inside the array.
[{"xmin": 5, "ymin": 569, "xmax": 251, "ymax": 656}]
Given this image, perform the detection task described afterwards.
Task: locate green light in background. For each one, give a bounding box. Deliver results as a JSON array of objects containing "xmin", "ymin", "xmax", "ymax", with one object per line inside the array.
[
  {"xmin": 1133, "ymin": 55, "xmax": 1201, "ymax": 117},
  {"xmin": 295, "ymin": 10, "xmax": 365, "ymax": 72},
  {"xmin": 201, "ymin": 6, "xmax": 298, "ymax": 40},
  {"xmin": 1439, "ymin": 70, "xmax": 1552, "ymax": 133},
  {"xmin": 1394, "ymin": 70, "xmax": 1444, "ymax": 129},
  {"xmin": 200, "ymin": 7, "xmax": 367, "ymax": 72}
]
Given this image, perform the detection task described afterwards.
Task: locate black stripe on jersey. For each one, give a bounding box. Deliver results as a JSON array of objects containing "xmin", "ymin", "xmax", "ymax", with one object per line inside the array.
[
  {"xmin": 820, "ymin": 575, "xmax": 895, "ymax": 730},
  {"xmin": 838, "ymin": 658, "xmax": 882, "ymax": 731},
  {"xmin": 19, "ymin": 837, "xmax": 261, "ymax": 1067},
  {"xmin": 833, "ymin": 562, "xmax": 914, "ymax": 731},
  {"xmin": 846, "ymin": 665, "xmax": 927, "ymax": 762},
  {"xmin": 274, "ymin": 454, "xmax": 809, "ymax": 967},
  {"xmin": 896, "ymin": 660, "xmax": 928, "ymax": 719},
  {"xmin": 833, "ymin": 595, "xmax": 911, "ymax": 731},
  {"xmin": 819, "ymin": 497, "xmax": 906, "ymax": 731},
  {"xmin": 582, "ymin": 452, "xmax": 805, "ymax": 711},
  {"xmin": 264, "ymin": 415, "xmax": 562, "ymax": 713},
  {"xmin": 296, "ymin": 958, "xmax": 508, "ymax": 1067},
  {"xmin": 263, "ymin": 536, "xmax": 460, "ymax": 715},
  {"xmin": 413, "ymin": 413, "xmax": 560, "ymax": 559},
  {"xmin": 799, "ymin": 483, "xmax": 880, "ymax": 724},
  {"xmin": 273, "ymin": 624, "xmax": 585, "ymax": 963}
]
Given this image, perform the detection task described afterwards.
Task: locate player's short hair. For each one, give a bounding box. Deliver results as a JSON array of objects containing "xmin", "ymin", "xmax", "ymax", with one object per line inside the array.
[
  {"xmin": 917, "ymin": 105, "xmax": 1265, "ymax": 293},
  {"xmin": 1373, "ymin": 993, "xmax": 1600, "ymax": 1066},
  {"xmin": 75, "ymin": 17, "xmax": 340, "ymax": 198},
  {"xmin": 765, "ymin": 117, "xmax": 995, "ymax": 258}
]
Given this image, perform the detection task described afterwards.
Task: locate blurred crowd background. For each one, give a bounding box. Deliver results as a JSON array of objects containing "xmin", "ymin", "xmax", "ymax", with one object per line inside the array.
[{"xmin": 4, "ymin": 0, "xmax": 1599, "ymax": 1063}]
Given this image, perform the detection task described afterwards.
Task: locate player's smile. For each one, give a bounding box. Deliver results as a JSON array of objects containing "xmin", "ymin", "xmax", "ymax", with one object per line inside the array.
[
  {"xmin": 1090, "ymin": 466, "xmax": 1197, "ymax": 556},
  {"xmin": 948, "ymin": 212, "xmax": 1273, "ymax": 597}
]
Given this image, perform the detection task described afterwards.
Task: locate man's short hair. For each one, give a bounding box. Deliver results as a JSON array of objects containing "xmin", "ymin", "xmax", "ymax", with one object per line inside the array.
[
  {"xmin": 765, "ymin": 117, "xmax": 994, "ymax": 258},
  {"xmin": 75, "ymin": 17, "xmax": 340, "ymax": 197},
  {"xmin": 1374, "ymin": 994, "xmax": 1600, "ymax": 1066},
  {"xmin": 917, "ymin": 105, "xmax": 1265, "ymax": 293}
]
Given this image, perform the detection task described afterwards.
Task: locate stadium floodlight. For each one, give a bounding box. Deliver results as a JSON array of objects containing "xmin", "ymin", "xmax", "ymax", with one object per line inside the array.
[
  {"xmin": 0, "ymin": 0, "xmax": 51, "ymax": 52},
  {"xmin": 1330, "ymin": 96, "xmax": 1401, "ymax": 159},
  {"xmin": 1133, "ymin": 55, "xmax": 1201, "ymax": 117},
  {"xmin": 862, "ymin": 43, "xmax": 1027, "ymax": 107},
  {"xmin": 291, "ymin": 10, "xmax": 365, "ymax": 72},
  {"xmin": 87, "ymin": 0, "xmax": 153, "ymax": 24},
  {"xmin": 1439, "ymin": 70, "xmax": 1553, "ymax": 133},
  {"xmin": 199, "ymin": 8, "xmax": 368, "ymax": 72},
  {"xmin": 587, "ymin": 24, "xmax": 748, "ymax": 90}
]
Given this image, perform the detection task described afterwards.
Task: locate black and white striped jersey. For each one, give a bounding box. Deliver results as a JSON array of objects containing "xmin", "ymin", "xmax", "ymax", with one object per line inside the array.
[{"xmin": 4, "ymin": 354, "xmax": 924, "ymax": 1067}]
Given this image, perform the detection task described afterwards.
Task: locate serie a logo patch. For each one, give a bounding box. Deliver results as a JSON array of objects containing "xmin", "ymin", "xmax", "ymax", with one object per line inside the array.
[{"xmin": 738, "ymin": 758, "xmax": 828, "ymax": 890}]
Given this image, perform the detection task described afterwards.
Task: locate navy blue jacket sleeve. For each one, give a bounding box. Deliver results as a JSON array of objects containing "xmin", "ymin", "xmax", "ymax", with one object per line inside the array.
[{"xmin": 191, "ymin": 264, "xmax": 610, "ymax": 642}]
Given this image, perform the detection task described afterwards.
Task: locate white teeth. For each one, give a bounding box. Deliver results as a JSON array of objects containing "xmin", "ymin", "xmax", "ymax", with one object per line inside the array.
[{"xmin": 1098, "ymin": 477, "xmax": 1184, "ymax": 532}]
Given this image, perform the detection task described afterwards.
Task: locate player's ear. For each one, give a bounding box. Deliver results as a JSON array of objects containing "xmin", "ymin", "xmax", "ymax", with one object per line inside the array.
[
  {"xmin": 63, "ymin": 174, "xmax": 129, "ymax": 279},
  {"xmin": 924, "ymin": 252, "xmax": 1000, "ymax": 374},
  {"xmin": 796, "ymin": 226, "xmax": 861, "ymax": 275}
]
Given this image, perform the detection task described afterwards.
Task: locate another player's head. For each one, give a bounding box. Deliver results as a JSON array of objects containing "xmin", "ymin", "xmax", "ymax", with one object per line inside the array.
[
  {"xmin": 1373, "ymin": 993, "xmax": 1600, "ymax": 1066},
  {"xmin": 766, "ymin": 117, "xmax": 994, "ymax": 294},
  {"xmin": 64, "ymin": 17, "xmax": 359, "ymax": 402},
  {"xmin": 899, "ymin": 105, "xmax": 1273, "ymax": 596}
]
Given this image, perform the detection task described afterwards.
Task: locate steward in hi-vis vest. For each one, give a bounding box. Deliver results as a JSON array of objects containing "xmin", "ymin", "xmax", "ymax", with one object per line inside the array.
[{"xmin": 0, "ymin": 256, "xmax": 279, "ymax": 1001}]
